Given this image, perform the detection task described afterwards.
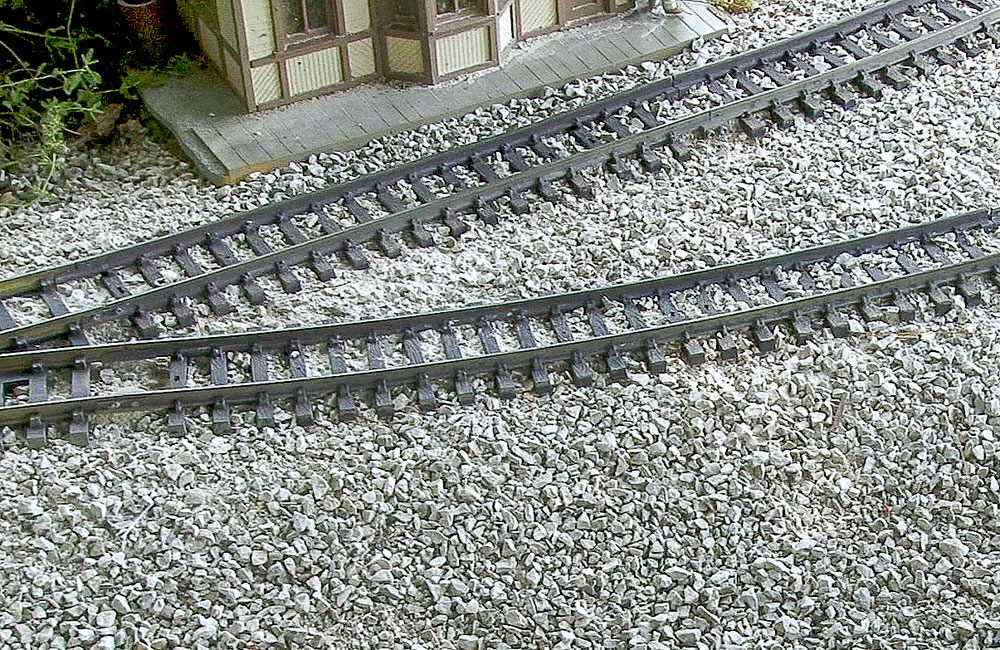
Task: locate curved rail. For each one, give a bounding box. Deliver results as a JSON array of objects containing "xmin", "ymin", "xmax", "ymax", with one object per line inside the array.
[
  {"xmin": 3, "ymin": 0, "xmax": 993, "ymax": 350},
  {"xmin": 2, "ymin": 207, "xmax": 995, "ymax": 444}
]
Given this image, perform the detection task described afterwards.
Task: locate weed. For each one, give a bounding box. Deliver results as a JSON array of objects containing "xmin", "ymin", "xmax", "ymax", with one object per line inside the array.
[{"xmin": 712, "ymin": 0, "xmax": 756, "ymax": 14}]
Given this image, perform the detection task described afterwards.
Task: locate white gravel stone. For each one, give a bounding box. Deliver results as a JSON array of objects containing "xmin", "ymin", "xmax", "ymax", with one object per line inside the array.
[{"xmin": 3, "ymin": 2, "xmax": 1000, "ymax": 650}]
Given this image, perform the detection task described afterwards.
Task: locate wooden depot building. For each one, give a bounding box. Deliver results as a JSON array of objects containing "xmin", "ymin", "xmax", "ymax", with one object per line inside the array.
[{"xmin": 176, "ymin": 0, "xmax": 636, "ymax": 111}]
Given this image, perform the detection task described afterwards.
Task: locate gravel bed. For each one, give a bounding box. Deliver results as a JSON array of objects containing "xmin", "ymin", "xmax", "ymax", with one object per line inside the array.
[
  {"xmin": 0, "ymin": 0, "xmax": 948, "ymax": 277},
  {"xmin": 2, "ymin": 2, "xmax": 1000, "ymax": 649},
  {"xmin": 80, "ymin": 43, "xmax": 1000, "ymax": 343},
  {"xmin": 3, "ymin": 287, "xmax": 1000, "ymax": 650}
]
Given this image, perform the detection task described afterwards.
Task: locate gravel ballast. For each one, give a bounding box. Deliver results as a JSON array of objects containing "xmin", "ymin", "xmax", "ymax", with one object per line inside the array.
[
  {"xmin": 2, "ymin": 296, "xmax": 1000, "ymax": 649},
  {"xmin": 3, "ymin": 1, "xmax": 1000, "ymax": 648},
  {"xmin": 2, "ymin": 0, "xmax": 905, "ymax": 277}
]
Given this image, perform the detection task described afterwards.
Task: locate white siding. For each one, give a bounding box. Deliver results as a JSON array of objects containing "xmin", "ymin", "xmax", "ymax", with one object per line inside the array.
[
  {"xmin": 386, "ymin": 37, "xmax": 424, "ymax": 75},
  {"xmin": 241, "ymin": 0, "xmax": 275, "ymax": 60},
  {"xmin": 498, "ymin": 4, "xmax": 514, "ymax": 51},
  {"xmin": 198, "ymin": 17, "xmax": 223, "ymax": 69},
  {"xmin": 436, "ymin": 26, "xmax": 491, "ymax": 76},
  {"xmin": 251, "ymin": 63, "xmax": 281, "ymax": 105},
  {"xmin": 216, "ymin": 0, "xmax": 238, "ymax": 47},
  {"xmin": 224, "ymin": 49, "xmax": 244, "ymax": 97},
  {"xmin": 519, "ymin": 0, "xmax": 557, "ymax": 34},
  {"xmin": 348, "ymin": 38, "xmax": 377, "ymax": 77},
  {"xmin": 287, "ymin": 46, "xmax": 343, "ymax": 95},
  {"xmin": 343, "ymin": 0, "xmax": 371, "ymax": 34}
]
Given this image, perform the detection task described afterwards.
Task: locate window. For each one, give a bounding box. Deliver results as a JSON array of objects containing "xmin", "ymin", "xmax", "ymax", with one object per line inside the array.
[
  {"xmin": 435, "ymin": 0, "xmax": 480, "ymax": 15},
  {"xmin": 281, "ymin": 0, "xmax": 331, "ymax": 36},
  {"xmin": 395, "ymin": 0, "xmax": 417, "ymax": 18}
]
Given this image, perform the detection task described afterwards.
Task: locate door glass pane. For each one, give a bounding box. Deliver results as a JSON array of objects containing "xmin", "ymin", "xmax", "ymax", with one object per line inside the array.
[
  {"xmin": 305, "ymin": 0, "xmax": 328, "ymax": 29},
  {"xmin": 397, "ymin": 0, "xmax": 417, "ymax": 17},
  {"xmin": 281, "ymin": 0, "xmax": 305, "ymax": 33}
]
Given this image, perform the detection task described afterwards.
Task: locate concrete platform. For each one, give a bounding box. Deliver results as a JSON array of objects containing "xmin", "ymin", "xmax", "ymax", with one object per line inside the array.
[{"xmin": 143, "ymin": 3, "xmax": 729, "ymax": 185}]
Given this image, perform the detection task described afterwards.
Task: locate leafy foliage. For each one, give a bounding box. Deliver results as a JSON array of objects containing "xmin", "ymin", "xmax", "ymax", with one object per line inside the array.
[
  {"xmin": 711, "ymin": 0, "xmax": 756, "ymax": 14},
  {"xmin": 0, "ymin": 0, "xmax": 135, "ymax": 196}
]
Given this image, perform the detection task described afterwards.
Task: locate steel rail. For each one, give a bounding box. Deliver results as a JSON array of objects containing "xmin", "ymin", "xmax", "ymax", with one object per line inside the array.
[
  {"xmin": 0, "ymin": 207, "xmax": 992, "ymax": 374},
  {"xmin": 3, "ymin": 5, "xmax": 994, "ymax": 350},
  {"xmin": 2, "ymin": 250, "xmax": 996, "ymax": 428},
  {"xmin": 0, "ymin": 0, "xmax": 934, "ymax": 297}
]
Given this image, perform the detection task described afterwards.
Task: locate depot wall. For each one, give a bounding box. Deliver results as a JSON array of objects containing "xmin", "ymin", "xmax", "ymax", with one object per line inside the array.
[{"xmin": 178, "ymin": 0, "xmax": 634, "ymax": 111}]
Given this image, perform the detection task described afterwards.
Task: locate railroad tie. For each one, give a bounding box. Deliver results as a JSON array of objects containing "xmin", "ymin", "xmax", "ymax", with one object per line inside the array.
[
  {"xmin": 243, "ymin": 221, "xmax": 273, "ymax": 255},
  {"xmin": 277, "ymin": 214, "xmax": 308, "ymax": 245},
  {"xmin": 209, "ymin": 348, "xmax": 232, "ymax": 434},
  {"xmin": 469, "ymin": 155, "xmax": 500, "ymax": 184},
  {"xmin": 500, "ymin": 145, "xmax": 530, "ymax": 173},
  {"xmin": 791, "ymin": 312, "xmax": 814, "ymax": 344},
  {"xmin": 477, "ymin": 319, "xmax": 516, "ymax": 398},
  {"xmin": 752, "ymin": 319, "xmax": 776, "ymax": 353},
  {"xmin": 327, "ymin": 338, "xmax": 358, "ymax": 422},
  {"xmin": 132, "ymin": 309, "xmax": 160, "ymax": 339},
  {"xmin": 342, "ymin": 241, "xmax": 370, "ymax": 270},
  {"xmin": 250, "ymin": 343, "xmax": 276, "ymax": 428},
  {"xmin": 173, "ymin": 245, "xmax": 204, "ymax": 278},
  {"xmin": 956, "ymin": 274, "xmax": 982, "ymax": 308},
  {"xmin": 537, "ymin": 178, "xmax": 562, "ymax": 202},
  {"xmin": 375, "ymin": 184, "xmax": 406, "ymax": 214},
  {"xmin": 206, "ymin": 232, "xmax": 238, "ymax": 266},
  {"xmin": 854, "ymin": 72, "xmax": 886, "ymax": 98},
  {"xmin": 570, "ymin": 122, "xmax": 601, "ymax": 150},
  {"xmin": 507, "ymin": 189, "xmax": 530, "ymax": 215},
  {"xmin": 403, "ymin": 329, "xmax": 437, "ymax": 411},
  {"xmin": 768, "ymin": 102, "xmax": 796, "ymax": 130},
  {"xmin": 137, "ymin": 254, "xmax": 163, "ymax": 285},
  {"xmin": 169, "ymin": 296, "xmax": 195, "ymax": 328},
  {"xmin": 240, "ymin": 273, "xmax": 267, "ymax": 305},
  {"xmin": 587, "ymin": 302, "xmax": 627, "ymax": 380},
  {"xmin": 640, "ymin": 143, "xmax": 665, "ymax": 172},
  {"xmin": 366, "ymin": 336, "xmax": 394, "ymax": 417},
  {"xmin": 25, "ymin": 363, "xmax": 48, "ymax": 448},
  {"xmin": 441, "ymin": 323, "xmax": 475, "ymax": 405},
  {"xmin": 683, "ymin": 334, "xmax": 705, "ymax": 366},
  {"xmin": 514, "ymin": 314, "xmax": 551, "ymax": 395},
  {"xmin": 101, "ymin": 270, "xmax": 131, "ymax": 299},
  {"xmin": 629, "ymin": 103, "xmax": 660, "ymax": 130},
  {"xmin": 410, "ymin": 219, "xmax": 436, "ymax": 248},
  {"xmin": 309, "ymin": 251, "xmax": 336, "ymax": 281},
  {"xmin": 39, "ymin": 281, "xmax": 69, "ymax": 317},
  {"xmin": 892, "ymin": 290, "xmax": 917, "ymax": 321},
  {"xmin": 377, "ymin": 230, "xmax": 403, "ymax": 258},
  {"xmin": 442, "ymin": 208, "xmax": 470, "ymax": 237},
  {"xmin": 476, "ymin": 198, "xmax": 499, "ymax": 225},
  {"xmin": 607, "ymin": 152, "xmax": 633, "ymax": 182},
  {"xmin": 717, "ymin": 328, "xmax": 739, "ymax": 360},
  {"xmin": 408, "ymin": 173, "xmax": 438, "ymax": 204},
  {"xmin": 827, "ymin": 82, "xmax": 858, "ymax": 108},
  {"xmin": 206, "ymin": 281, "xmax": 233, "ymax": 314},
  {"xmin": 568, "ymin": 168, "xmax": 594, "ymax": 200},
  {"xmin": 343, "ymin": 195, "xmax": 373, "ymax": 223},
  {"xmin": 438, "ymin": 164, "xmax": 467, "ymax": 190},
  {"xmin": 825, "ymin": 306, "xmax": 850, "ymax": 338},
  {"xmin": 529, "ymin": 135, "xmax": 556, "ymax": 160},
  {"xmin": 601, "ymin": 111, "xmax": 632, "ymax": 139}
]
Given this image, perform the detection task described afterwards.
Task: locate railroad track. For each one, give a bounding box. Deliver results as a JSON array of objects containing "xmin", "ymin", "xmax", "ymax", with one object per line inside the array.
[
  {"xmin": 1, "ymin": 0, "xmax": 997, "ymax": 351},
  {"xmin": 2, "ymin": 208, "xmax": 998, "ymax": 447}
]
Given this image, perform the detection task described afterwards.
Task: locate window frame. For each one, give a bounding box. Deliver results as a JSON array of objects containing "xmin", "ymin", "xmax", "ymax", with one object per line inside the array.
[
  {"xmin": 276, "ymin": 0, "xmax": 343, "ymax": 47},
  {"xmin": 434, "ymin": 0, "xmax": 486, "ymax": 21}
]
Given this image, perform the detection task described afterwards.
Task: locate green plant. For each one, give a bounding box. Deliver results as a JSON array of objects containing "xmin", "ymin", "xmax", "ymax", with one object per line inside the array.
[
  {"xmin": 711, "ymin": 0, "xmax": 755, "ymax": 14},
  {"xmin": 0, "ymin": 0, "xmax": 134, "ymax": 199}
]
